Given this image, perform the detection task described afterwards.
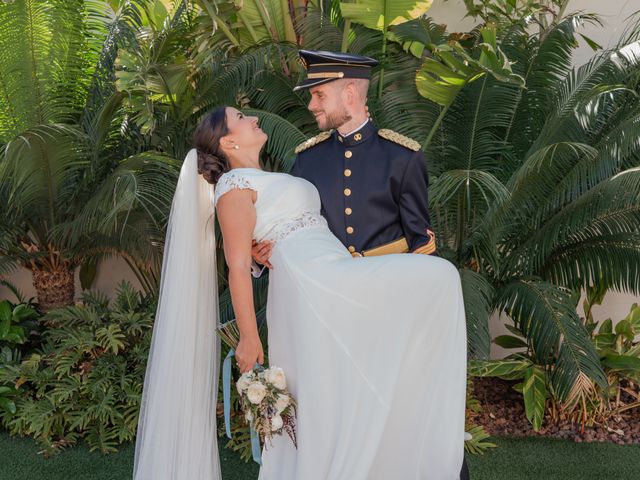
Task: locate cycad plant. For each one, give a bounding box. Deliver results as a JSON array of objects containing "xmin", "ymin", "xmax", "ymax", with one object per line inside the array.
[
  {"xmin": 0, "ymin": 0, "xmax": 177, "ymax": 311},
  {"xmin": 414, "ymin": 7, "xmax": 640, "ymax": 428}
]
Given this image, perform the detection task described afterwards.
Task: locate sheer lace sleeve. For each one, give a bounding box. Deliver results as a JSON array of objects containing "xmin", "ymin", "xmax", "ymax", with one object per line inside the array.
[{"xmin": 214, "ymin": 170, "xmax": 257, "ymax": 207}]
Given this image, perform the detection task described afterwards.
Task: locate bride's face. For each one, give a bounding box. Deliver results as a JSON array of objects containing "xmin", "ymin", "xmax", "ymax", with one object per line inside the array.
[{"xmin": 220, "ymin": 107, "xmax": 267, "ymax": 152}]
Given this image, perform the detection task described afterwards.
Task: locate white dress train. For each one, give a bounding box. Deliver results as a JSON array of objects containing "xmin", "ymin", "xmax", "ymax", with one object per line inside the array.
[{"xmin": 214, "ymin": 168, "xmax": 467, "ymax": 480}]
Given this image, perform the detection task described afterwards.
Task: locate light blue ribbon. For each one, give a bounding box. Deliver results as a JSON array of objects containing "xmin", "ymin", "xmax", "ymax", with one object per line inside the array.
[
  {"xmin": 222, "ymin": 348, "xmax": 235, "ymax": 439},
  {"xmin": 250, "ymin": 422, "xmax": 262, "ymax": 465},
  {"xmin": 222, "ymin": 348, "xmax": 263, "ymax": 465}
]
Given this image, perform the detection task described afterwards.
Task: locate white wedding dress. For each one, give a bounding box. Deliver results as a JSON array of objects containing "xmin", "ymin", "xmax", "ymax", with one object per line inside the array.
[{"xmin": 215, "ymin": 168, "xmax": 467, "ymax": 480}]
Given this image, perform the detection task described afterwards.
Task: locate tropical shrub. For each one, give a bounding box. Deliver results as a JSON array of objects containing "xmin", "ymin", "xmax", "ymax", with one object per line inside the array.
[{"xmin": 0, "ymin": 282, "xmax": 155, "ymax": 454}]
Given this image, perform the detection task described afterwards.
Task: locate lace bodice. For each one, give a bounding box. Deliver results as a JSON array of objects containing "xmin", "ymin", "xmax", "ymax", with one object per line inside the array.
[{"xmin": 214, "ymin": 169, "xmax": 328, "ymax": 244}]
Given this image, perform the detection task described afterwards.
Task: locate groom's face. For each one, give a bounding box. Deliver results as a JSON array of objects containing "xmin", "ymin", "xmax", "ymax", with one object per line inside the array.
[{"xmin": 308, "ymin": 82, "xmax": 352, "ymax": 131}]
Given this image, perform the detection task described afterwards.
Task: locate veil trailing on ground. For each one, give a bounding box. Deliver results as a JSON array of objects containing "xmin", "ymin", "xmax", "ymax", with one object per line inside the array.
[{"xmin": 133, "ymin": 148, "xmax": 221, "ymax": 479}]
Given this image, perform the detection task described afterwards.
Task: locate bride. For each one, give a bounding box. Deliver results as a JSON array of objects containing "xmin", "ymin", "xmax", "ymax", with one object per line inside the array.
[{"xmin": 133, "ymin": 107, "xmax": 467, "ymax": 480}]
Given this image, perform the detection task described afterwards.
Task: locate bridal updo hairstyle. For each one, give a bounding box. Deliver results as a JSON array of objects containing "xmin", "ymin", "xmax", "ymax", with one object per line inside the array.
[{"xmin": 194, "ymin": 107, "xmax": 230, "ymax": 185}]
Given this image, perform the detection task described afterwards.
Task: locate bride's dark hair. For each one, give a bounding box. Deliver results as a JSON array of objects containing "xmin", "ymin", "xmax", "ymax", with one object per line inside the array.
[{"xmin": 194, "ymin": 107, "xmax": 230, "ymax": 185}]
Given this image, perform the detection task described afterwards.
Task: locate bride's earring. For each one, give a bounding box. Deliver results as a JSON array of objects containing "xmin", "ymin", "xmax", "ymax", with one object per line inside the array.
[{"xmin": 233, "ymin": 145, "xmax": 239, "ymax": 150}]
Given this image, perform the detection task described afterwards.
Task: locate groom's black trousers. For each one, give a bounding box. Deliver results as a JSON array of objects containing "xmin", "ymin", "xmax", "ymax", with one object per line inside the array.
[{"xmin": 460, "ymin": 455, "xmax": 470, "ymax": 480}]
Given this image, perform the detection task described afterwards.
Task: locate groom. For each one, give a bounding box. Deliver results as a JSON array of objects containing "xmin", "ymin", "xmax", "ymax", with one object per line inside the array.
[
  {"xmin": 252, "ymin": 49, "xmax": 436, "ymax": 267},
  {"xmin": 252, "ymin": 49, "xmax": 470, "ymax": 480}
]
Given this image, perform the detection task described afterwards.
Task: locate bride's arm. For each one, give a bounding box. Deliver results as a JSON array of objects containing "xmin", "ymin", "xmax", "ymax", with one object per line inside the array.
[{"xmin": 216, "ymin": 188, "xmax": 264, "ymax": 372}]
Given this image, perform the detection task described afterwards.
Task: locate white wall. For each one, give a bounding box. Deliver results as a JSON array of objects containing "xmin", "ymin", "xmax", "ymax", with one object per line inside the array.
[{"xmin": 428, "ymin": 0, "xmax": 640, "ymax": 65}]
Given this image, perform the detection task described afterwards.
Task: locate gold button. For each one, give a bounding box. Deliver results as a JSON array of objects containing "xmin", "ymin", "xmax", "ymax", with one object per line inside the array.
[
  {"xmin": 346, "ymin": 226, "xmax": 354, "ymax": 234},
  {"xmin": 344, "ymin": 188, "xmax": 351, "ymax": 196},
  {"xmin": 348, "ymin": 246, "xmax": 356, "ymax": 253},
  {"xmin": 345, "ymin": 207, "xmax": 352, "ymax": 215},
  {"xmin": 344, "ymin": 169, "xmax": 352, "ymax": 177},
  {"xmin": 345, "ymin": 150, "xmax": 353, "ymax": 158},
  {"xmin": 354, "ymin": 133, "xmax": 362, "ymax": 141},
  {"xmin": 338, "ymin": 136, "xmax": 343, "ymax": 143}
]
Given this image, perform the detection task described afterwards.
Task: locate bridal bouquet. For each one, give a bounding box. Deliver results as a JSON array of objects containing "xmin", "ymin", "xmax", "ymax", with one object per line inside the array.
[
  {"xmin": 217, "ymin": 319, "xmax": 298, "ymax": 449},
  {"xmin": 237, "ymin": 366, "xmax": 298, "ymax": 447}
]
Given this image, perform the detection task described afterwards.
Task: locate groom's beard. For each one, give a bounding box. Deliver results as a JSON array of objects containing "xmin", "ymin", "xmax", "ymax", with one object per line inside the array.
[{"xmin": 314, "ymin": 106, "xmax": 352, "ymax": 131}]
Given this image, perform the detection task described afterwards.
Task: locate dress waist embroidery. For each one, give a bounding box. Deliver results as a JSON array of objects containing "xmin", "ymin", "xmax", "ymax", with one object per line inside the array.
[{"xmin": 259, "ymin": 211, "xmax": 327, "ymax": 243}]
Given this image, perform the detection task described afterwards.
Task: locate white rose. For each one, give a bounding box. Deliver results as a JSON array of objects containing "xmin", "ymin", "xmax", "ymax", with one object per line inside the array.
[
  {"xmin": 264, "ymin": 367, "xmax": 287, "ymax": 390},
  {"xmin": 270, "ymin": 414, "xmax": 283, "ymax": 431},
  {"xmin": 246, "ymin": 382, "xmax": 267, "ymax": 404},
  {"xmin": 236, "ymin": 375, "xmax": 252, "ymax": 395},
  {"xmin": 274, "ymin": 393, "xmax": 290, "ymax": 413}
]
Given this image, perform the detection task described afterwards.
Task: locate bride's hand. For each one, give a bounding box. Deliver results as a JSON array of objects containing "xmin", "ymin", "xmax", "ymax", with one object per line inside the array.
[{"xmin": 236, "ymin": 334, "xmax": 264, "ymax": 373}]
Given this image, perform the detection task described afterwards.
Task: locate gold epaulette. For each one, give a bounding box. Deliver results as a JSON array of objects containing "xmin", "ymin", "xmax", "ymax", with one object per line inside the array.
[
  {"xmin": 378, "ymin": 129, "xmax": 421, "ymax": 152},
  {"xmin": 294, "ymin": 131, "xmax": 332, "ymax": 154}
]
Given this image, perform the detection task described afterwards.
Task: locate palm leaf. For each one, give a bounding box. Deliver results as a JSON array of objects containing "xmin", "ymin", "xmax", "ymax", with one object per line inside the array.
[
  {"xmin": 243, "ymin": 108, "xmax": 307, "ymax": 172},
  {"xmin": 459, "ymin": 268, "xmax": 493, "ymax": 359},
  {"xmin": 497, "ymin": 279, "xmax": 607, "ymax": 401}
]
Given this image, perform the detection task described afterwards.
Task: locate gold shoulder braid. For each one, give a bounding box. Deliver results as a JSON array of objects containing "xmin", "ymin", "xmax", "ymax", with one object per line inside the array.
[
  {"xmin": 294, "ymin": 131, "xmax": 332, "ymax": 154},
  {"xmin": 378, "ymin": 129, "xmax": 421, "ymax": 152}
]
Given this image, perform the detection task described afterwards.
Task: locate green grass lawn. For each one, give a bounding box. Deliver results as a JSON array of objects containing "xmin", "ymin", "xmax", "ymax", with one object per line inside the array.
[{"xmin": 1, "ymin": 431, "xmax": 638, "ymax": 479}]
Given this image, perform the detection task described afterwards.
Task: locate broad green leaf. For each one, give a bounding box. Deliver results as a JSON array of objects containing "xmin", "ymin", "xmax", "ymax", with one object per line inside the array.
[
  {"xmin": 493, "ymin": 335, "xmax": 528, "ymax": 349},
  {"xmin": 594, "ymin": 333, "xmax": 616, "ymax": 351},
  {"xmin": 340, "ymin": 0, "xmax": 433, "ymax": 31},
  {"xmin": 523, "ymin": 366, "xmax": 547, "ymax": 431},
  {"xmin": 601, "ymin": 354, "xmax": 640, "ymax": 372},
  {"xmin": 0, "ymin": 300, "xmax": 11, "ymax": 324},
  {"xmin": 0, "ymin": 386, "xmax": 13, "ymax": 395},
  {"xmin": 11, "ymin": 304, "xmax": 37, "ymax": 321},
  {"xmin": 416, "ymin": 24, "xmax": 523, "ymax": 107},
  {"xmin": 598, "ymin": 318, "xmax": 613, "ymax": 334},
  {"xmin": 614, "ymin": 320, "xmax": 634, "ymax": 341},
  {"xmin": 624, "ymin": 304, "xmax": 640, "ymax": 330},
  {"xmin": 0, "ymin": 397, "xmax": 16, "ymax": 414}
]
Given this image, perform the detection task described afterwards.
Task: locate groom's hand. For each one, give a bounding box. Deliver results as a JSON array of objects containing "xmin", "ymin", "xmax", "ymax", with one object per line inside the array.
[{"xmin": 252, "ymin": 240, "xmax": 273, "ymax": 269}]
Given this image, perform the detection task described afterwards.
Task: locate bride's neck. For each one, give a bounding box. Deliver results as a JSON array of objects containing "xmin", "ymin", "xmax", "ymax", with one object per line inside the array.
[{"xmin": 227, "ymin": 150, "xmax": 262, "ymax": 170}]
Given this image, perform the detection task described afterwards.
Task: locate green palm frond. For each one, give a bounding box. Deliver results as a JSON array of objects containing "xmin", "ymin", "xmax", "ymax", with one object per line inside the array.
[
  {"xmin": 296, "ymin": 7, "xmax": 342, "ymax": 52},
  {"xmin": 505, "ymin": 13, "xmax": 601, "ymax": 157},
  {"xmin": 370, "ymin": 50, "xmax": 440, "ymax": 142},
  {"xmin": 536, "ymin": 110, "xmax": 640, "ymax": 224},
  {"xmin": 498, "ymin": 279, "xmax": 607, "ymax": 401},
  {"xmin": 250, "ymin": 71, "xmax": 314, "ymax": 132},
  {"xmin": 439, "ymin": 76, "xmax": 519, "ymax": 175},
  {"xmin": 543, "ymin": 233, "xmax": 640, "ymax": 294},
  {"xmin": 431, "ymin": 169, "xmax": 509, "ymax": 259},
  {"xmin": 486, "ymin": 142, "xmax": 598, "ymax": 244},
  {"xmin": 519, "ymin": 168, "xmax": 640, "ymax": 277},
  {"xmin": 49, "ymin": 151, "xmax": 178, "ymax": 250},
  {"xmin": 194, "ymin": 43, "xmax": 298, "ymax": 115},
  {"xmin": 243, "ymin": 108, "xmax": 307, "ymax": 172},
  {"xmin": 0, "ymin": 0, "xmax": 63, "ymax": 135},
  {"xmin": 460, "ymin": 269, "xmax": 493, "ymax": 360},
  {"xmin": 1, "ymin": 124, "xmax": 86, "ymax": 223}
]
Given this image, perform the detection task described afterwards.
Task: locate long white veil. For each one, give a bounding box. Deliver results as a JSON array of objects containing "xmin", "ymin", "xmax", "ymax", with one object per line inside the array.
[{"xmin": 133, "ymin": 148, "xmax": 221, "ymax": 479}]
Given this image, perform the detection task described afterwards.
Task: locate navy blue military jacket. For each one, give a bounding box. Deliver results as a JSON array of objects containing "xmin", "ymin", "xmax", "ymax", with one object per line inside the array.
[{"xmin": 291, "ymin": 120, "xmax": 434, "ymax": 255}]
